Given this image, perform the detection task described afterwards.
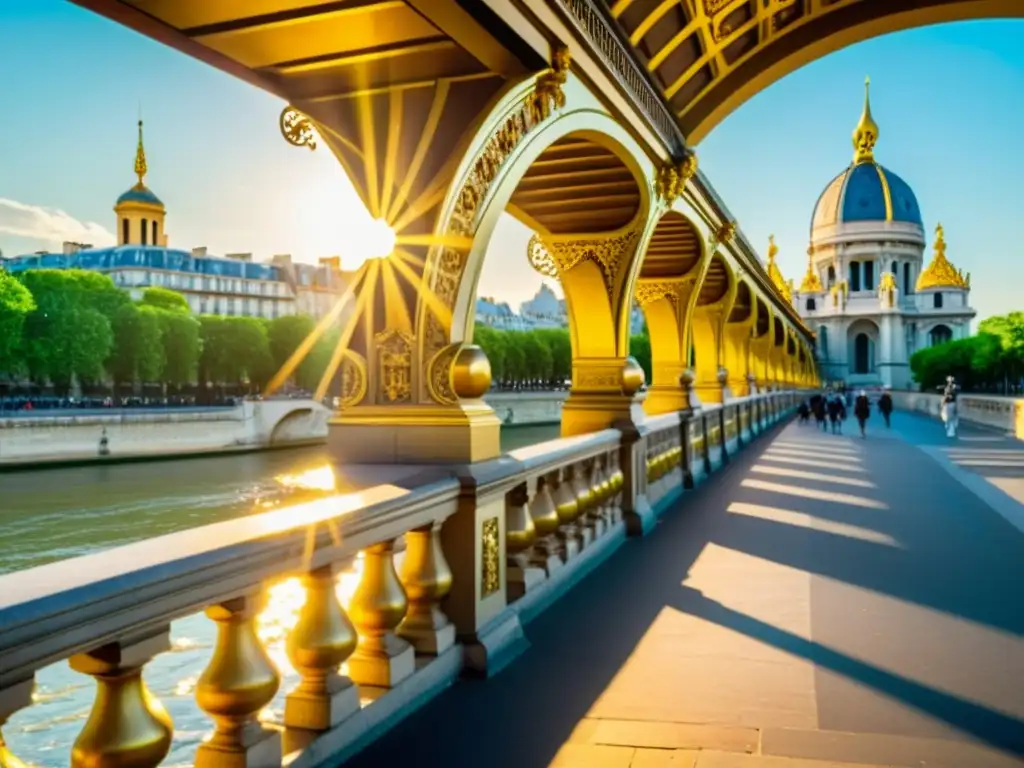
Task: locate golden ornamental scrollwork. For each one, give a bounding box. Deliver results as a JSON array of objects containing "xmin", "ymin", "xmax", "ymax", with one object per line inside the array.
[
  {"xmin": 635, "ymin": 279, "xmax": 685, "ymax": 310},
  {"xmin": 280, "ymin": 107, "xmax": 318, "ymax": 151},
  {"xmin": 654, "ymin": 153, "xmax": 698, "ymax": 204},
  {"xmin": 879, "ymin": 271, "xmax": 897, "ymax": 308},
  {"xmin": 716, "ymin": 220, "xmax": 736, "ymax": 245},
  {"xmin": 426, "ymin": 343, "xmax": 461, "ymax": 406},
  {"xmin": 420, "ymin": 47, "xmax": 573, "ymax": 401},
  {"xmin": 481, "ymin": 517, "xmax": 500, "ymax": 597},
  {"xmin": 339, "ymin": 350, "xmax": 368, "ymax": 408},
  {"xmin": 527, "ymin": 229, "xmax": 640, "ymax": 295},
  {"xmin": 376, "ymin": 328, "xmax": 414, "ymax": 404}
]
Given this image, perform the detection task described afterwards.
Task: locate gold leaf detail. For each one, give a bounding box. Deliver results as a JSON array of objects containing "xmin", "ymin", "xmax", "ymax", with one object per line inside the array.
[
  {"xmin": 917, "ymin": 223, "xmax": 969, "ymax": 291},
  {"xmin": 528, "ymin": 229, "xmax": 640, "ymax": 295},
  {"xmin": 280, "ymin": 107, "xmax": 317, "ymax": 151},
  {"xmin": 339, "ymin": 351, "xmax": 368, "ymax": 408},
  {"xmin": 426, "ymin": 343, "xmax": 460, "ymax": 406},
  {"xmin": 654, "ymin": 153, "xmax": 698, "ymax": 204},
  {"xmin": 481, "ymin": 517, "xmax": 500, "ymax": 597},
  {"xmin": 376, "ymin": 328, "xmax": 413, "ymax": 404}
]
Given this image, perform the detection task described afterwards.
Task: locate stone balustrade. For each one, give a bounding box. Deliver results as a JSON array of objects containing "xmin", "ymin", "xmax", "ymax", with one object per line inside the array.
[
  {"xmin": 0, "ymin": 391, "xmax": 802, "ymax": 768},
  {"xmin": 889, "ymin": 391, "xmax": 1024, "ymax": 439}
]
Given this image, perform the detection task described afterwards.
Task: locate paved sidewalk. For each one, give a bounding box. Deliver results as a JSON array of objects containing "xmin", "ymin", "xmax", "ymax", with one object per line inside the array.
[{"xmin": 344, "ymin": 415, "xmax": 1024, "ymax": 768}]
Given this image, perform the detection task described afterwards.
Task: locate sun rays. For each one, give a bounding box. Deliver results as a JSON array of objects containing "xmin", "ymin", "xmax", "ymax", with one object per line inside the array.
[{"xmin": 268, "ymin": 84, "xmax": 477, "ymax": 402}]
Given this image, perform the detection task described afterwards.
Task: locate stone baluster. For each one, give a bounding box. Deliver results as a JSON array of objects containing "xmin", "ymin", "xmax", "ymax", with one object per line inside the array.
[
  {"xmin": 195, "ymin": 597, "xmax": 281, "ymax": 768},
  {"xmin": 583, "ymin": 461, "xmax": 606, "ymax": 539},
  {"xmin": 551, "ymin": 468, "xmax": 580, "ymax": 562},
  {"xmin": 70, "ymin": 632, "xmax": 174, "ymax": 768},
  {"xmin": 607, "ymin": 453, "xmax": 624, "ymax": 523},
  {"xmin": 570, "ymin": 463, "xmax": 594, "ymax": 550},
  {"xmin": 397, "ymin": 522, "xmax": 456, "ymax": 655},
  {"xmin": 1, "ymin": 679, "xmax": 33, "ymax": 768},
  {"xmin": 529, "ymin": 475, "xmax": 564, "ymax": 575},
  {"xmin": 504, "ymin": 483, "xmax": 543, "ymax": 601},
  {"xmin": 347, "ymin": 540, "xmax": 415, "ymax": 687},
  {"xmin": 595, "ymin": 457, "xmax": 614, "ymax": 527},
  {"xmin": 284, "ymin": 565, "xmax": 359, "ymax": 735}
]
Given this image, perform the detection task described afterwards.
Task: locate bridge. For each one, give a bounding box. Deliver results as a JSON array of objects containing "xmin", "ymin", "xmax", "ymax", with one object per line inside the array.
[{"xmin": 2, "ymin": 1, "xmax": 1023, "ymax": 766}]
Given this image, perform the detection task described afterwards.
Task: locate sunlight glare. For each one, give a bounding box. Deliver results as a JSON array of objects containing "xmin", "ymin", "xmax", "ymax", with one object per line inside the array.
[{"xmin": 347, "ymin": 218, "xmax": 396, "ymax": 269}]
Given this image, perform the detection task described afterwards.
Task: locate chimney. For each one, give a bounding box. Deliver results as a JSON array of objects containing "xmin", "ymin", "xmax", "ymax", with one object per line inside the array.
[
  {"xmin": 226, "ymin": 252, "xmax": 253, "ymax": 262},
  {"xmin": 192, "ymin": 246, "xmax": 208, "ymax": 257},
  {"xmin": 272, "ymin": 253, "xmax": 293, "ymax": 265},
  {"xmin": 62, "ymin": 241, "xmax": 91, "ymax": 254}
]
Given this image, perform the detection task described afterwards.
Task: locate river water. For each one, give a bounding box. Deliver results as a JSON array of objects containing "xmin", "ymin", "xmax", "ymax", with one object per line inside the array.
[{"xmin": 1, "ymin": 423, "xmax": 560, "ymax": 767}]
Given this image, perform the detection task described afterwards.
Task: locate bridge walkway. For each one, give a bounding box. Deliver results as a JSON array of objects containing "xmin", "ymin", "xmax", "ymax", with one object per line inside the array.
[{"xmin": 345, "ymin": 413, "xmax": 1024, "ymax": 768}]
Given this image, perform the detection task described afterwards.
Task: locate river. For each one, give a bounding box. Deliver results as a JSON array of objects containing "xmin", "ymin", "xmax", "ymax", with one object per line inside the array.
[{"xmin": 0, "ymin": 423, "xmax": 560, "ymax": 766}]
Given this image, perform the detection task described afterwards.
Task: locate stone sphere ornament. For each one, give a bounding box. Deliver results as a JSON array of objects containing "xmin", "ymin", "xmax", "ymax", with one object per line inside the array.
[
  {"xmin": 452, "ymin": 345, "xmax": 492, "ymax": 399},
  {"xmin": 621, "ymin": 357, "xmax": 646, "ymax": 396}
]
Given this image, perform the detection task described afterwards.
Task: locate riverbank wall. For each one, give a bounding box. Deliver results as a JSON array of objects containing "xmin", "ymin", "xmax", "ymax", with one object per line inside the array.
[
  {"xmin": 0, "ymin": 399, "xmax": 332, "ymax": 467},
  {"xmin": 483, "ymin": 390, "xmax": 567, "ymax": 425},
  {"xmin": 890, "ymin": 390, "xmax": 1024, "ymax": 438}
]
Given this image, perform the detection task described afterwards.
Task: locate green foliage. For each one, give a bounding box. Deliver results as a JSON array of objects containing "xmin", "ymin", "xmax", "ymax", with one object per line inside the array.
[
  {"xmin": 139, "ymin": 286, "xmax": 191, "ymax": 313},
  {"xmin": 0, "ymin": 271, "xmax": 34, "ymax": 376},
  {"xmin": 17, "ymin": 270, "xmax": 119, "ymax": 392},
  {"xmin": 266, "ymin": 314, "xmax": 331, "ymax": 390},
  {"xmin": 910, "ymin": 312, "xmax": 1024, "ymax": 393},
  {"xmin": 109, "ymin": 303, "xmax": 165, "ymax": 385},
  {"xmin": 471, "ymin": 325, "xmax": 650, "ymax": 389},
  {"xmin": 198, "ymin": 315, "xmax": 273, "ymax": 388},
  {"xmin": 159, "ymin": 310, "xmax": 202, "ymax": 387}
]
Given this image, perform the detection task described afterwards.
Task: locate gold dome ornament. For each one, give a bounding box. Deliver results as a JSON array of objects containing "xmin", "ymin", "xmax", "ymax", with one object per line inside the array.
[
  {"xmin": 917, "ymin": 223, "xmax": 970, "ymax": 291},
  {"xmin": 853, "ymin": 76, "xmax": 879, "ymax": 164},
  {"xmin": 766, "ymin": 235, "xmax": 792, "ymax": 303},
  {"xmin": 799, "ymin": 246, "xmax": 823, "ymax": 293}
]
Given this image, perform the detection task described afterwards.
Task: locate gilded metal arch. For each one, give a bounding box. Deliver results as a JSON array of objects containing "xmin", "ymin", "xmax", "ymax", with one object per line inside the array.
[
  {"xmin": 678, "ymin": 1, "xmax": 1024, "ymax": 144},
  {"xmin": 437, "ymin": 93, "xmax": 655, "ymax": 349}
]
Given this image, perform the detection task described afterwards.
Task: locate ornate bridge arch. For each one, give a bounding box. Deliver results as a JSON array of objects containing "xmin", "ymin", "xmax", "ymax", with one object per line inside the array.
[{"xmin": 607, "ymin": 0, "xmax": 1024, "ymax": 144}]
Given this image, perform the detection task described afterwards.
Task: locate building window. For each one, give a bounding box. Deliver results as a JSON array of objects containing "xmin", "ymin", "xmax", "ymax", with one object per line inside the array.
[
  {"xmin": 864, "ymin": 260, "xmax": 874, "ymax": 291},
  {"xmin": 827, "ymin": 265, "xmax": 835, "ymax": 288},
  {"xmin": 934, "ymin": 292, "xmax": 943, "ymax": 309},
  {"xmin": 930, "ymin": 325, "xmax": 952, "ymax": 346},
  {"xmin": 819, "ymin": 326, "xmax": 829, "ymax": 359},
  {"xmin": 806, "ymin": 298, "xmax": 816, "ymax": 312},
  {"xmin": 121, "ymin": 218, "xmax": 129, "ymax": 244},
  {"xmin": 141, "ymin": 218, "xmax": 148, "ymax": 245},
  {"xmin": 152, "ymin": 220, "xmax": 158, "ymax": 244},
  {"xmin": 903, "ymin": 263, "xmax": 912, "ymax": 294},
  {"xmin": 849, "ymin": 261, "xmax": 861, "ymax": 292}
]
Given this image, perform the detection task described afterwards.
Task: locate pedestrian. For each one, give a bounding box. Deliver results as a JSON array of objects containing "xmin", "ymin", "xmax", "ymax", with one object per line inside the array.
[
  {"xmin": 940, "ymin": 375, "xmax": 959, "ymax": 438},
  {"xmin": 854, "ymin": 389, "xmax": 871, "ymax": 438},
  {"xmin": 798, "ymin": 399, "xmax": 810, "ymax": 424},
  {"xmin": 827, "ymin": 394, "xmax": 844, "ymax": 434},
  {"xmin": 878, "ymin": 388, "xmax": 893, "ymax": 428},
  {"xmin": 812, "ymin": 395, "xmax": 827, "ymax": 431}
]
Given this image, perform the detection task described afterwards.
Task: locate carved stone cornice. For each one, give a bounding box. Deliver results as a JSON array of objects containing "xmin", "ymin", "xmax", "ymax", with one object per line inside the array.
[{"xmin": 634, "ymin": 277, "xmax": 691, "ymax": 310}]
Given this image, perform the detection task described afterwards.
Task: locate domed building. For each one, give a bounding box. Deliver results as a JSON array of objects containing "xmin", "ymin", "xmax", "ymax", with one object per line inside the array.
[
  {"xmin": 2, "ymin": 121, "xmax": 351, "ymax": 320},
  {"xmin": 782, "ymin": 78, "xmax": 975, "ymax": 389}
]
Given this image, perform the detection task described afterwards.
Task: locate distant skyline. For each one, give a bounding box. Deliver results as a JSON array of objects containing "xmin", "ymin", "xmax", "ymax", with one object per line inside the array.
[{"xmin": 0, "ymin": 3, "xmax": 1021, "ymax": 321}]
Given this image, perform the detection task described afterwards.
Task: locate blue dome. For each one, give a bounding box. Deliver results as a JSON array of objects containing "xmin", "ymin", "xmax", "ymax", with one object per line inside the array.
[
  {"xmin": 811, "ymin": 162, "xmax": 922, "ymax": 232},
  {"xmin": 116, "ymin": 185, "xmax": 163, "ymax": 207}
]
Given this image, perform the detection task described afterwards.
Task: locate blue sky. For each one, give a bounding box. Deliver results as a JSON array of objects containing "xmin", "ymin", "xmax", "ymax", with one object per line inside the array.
[{"xmin": 0, "ymin": 2, "xmax": 1021, "ymax": 322}]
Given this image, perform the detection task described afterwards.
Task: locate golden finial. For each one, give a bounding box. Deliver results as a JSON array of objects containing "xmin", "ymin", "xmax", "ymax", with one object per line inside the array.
[
  {"xmin": 765, "ymin": 235, "xmax": 791, "ymax": 302},
  {"xmin": 917, "ymin": 221, "xmax": 970, "ymax": 291},
  {"xmin": 852, "ymin": 76, "xmax": 879, "ymax": 164},
  {"xmin": 134, "ymin": 119, "xmax": 148, "ymax": 186},
  {"xmin": 767, "ymin": 234, "xmax": 778, "ymax": 261},
  {"xmin": 799, "ymin": 245, "xmax": 823, "ymax": 293}
]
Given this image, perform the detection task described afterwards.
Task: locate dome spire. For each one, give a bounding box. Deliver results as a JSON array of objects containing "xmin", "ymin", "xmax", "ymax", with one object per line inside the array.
[
  {"xmin": 134, "ymin": 119, "xmax": 148, "ymax": 186},
  {"xmin": 852, "ymin": 76, "xmax": 879, "ymax": 164}
]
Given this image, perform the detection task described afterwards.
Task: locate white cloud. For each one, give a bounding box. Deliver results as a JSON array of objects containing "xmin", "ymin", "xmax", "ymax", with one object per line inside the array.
[{"xmin": 0, "ymin": 198, "xmax": 115, "ymax": 249}]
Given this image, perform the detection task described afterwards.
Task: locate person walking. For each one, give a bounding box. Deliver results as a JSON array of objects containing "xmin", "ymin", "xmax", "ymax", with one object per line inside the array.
[
  {"xmin": 798, "ymin": 399, "xmax": 810, "ymax": 424},
  {"xmin": 854, "ymin": 390, "xmax": 871, "ymax": 438},
  {"xmin": 941, "ymin": 375, "xmax": 959, "ymax": 438},
  {"xmin": 878, "ymin": 388, "xmax": 893, "ymax": 428},
  {"xmin": 812, "ymin": 394, "xmax": 827, "ymax": 431},
  {"xmin": 827, "ymin": 394, "xmax": 845, "ymax": 435}
]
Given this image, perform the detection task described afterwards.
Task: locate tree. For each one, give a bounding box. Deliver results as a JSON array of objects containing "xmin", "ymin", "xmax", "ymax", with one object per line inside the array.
[
  {"xmin": 200, "ymin": 316, "xmax": 273, "ymax": 389},
  {"xmin": 139, "ymin": 286, "xmax": 191, "ymax": 313},
  {"xmin": 159, "ymin": 310, "xmax": 202, "ymax": 387},
  {"xmin": 629, "ymin": 331, "xmax": 651, "ymax": 387},
  {"xmin": 18, "ymin": 270, "xmax": 116, "ymax": 392},
  {"xmin": 267, "ymin": 314, "xmax": 320, "ymax": 389},
  {"xmin": 535, "ymin": 328, "xmax": 571, "ymax": 386},
  {"xmin": 0, "ymin": 271, "xmax": 34, "ymax": 377}
]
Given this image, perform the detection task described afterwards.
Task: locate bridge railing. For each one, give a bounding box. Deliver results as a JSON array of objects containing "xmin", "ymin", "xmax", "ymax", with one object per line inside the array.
[{"xmin": 0, "ymin": 390, "xmax": 805, "ymax": 768}]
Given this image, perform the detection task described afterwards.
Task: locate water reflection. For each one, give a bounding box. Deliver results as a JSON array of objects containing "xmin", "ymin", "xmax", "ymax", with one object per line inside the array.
[{"xmin": 2, "ymin": 423, "xmax": 560, "ymax": 766}]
